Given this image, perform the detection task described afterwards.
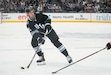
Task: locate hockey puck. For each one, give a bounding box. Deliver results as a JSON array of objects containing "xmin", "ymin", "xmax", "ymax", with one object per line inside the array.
[
  {"xmin": 21, "ymin": 67, "xmax": 25, "ymax": 69},
  {"xmin": 52, "ymin": 72, "xmax": 56, "ymax": 74}
]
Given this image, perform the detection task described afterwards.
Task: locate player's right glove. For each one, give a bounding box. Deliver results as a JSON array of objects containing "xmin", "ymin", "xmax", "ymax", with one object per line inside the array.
[{"xmin": 106, "ymin": 42, "xmax": 111, "ymax": 50}]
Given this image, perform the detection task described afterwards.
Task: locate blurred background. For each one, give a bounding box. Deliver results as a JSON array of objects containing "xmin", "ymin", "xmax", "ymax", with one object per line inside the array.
[{"xmin": 0, "ymin": 0, "xmax": 111, "ymax": 13}]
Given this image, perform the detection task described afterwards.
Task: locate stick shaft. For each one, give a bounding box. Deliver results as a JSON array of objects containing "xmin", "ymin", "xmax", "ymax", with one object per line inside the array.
[
  {"xmin": 27, "ymin": 52, "xmax": 36, "ymax": 68},
  {"xmin": 53, "ymin": 47, "xmax": 106, "ymax": 73}
]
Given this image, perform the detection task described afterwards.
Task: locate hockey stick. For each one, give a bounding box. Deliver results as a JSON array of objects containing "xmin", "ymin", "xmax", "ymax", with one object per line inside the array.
[
  {"xmin": 52, "ymin": 47, "xmax": 106, "ymax": 74},
  {"xmin": 21, "ymin": 30, "xmax": 48, "ymax": 69},
  {"xmin": 27, "ymin": 52, "xmax": 36, "ymax": 68},
  {"xmin": 21, "ymin": 52, "xmax": 36, "ymax": 69}
]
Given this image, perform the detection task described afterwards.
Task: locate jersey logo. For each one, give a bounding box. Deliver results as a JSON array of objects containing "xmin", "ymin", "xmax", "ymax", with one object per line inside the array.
[{"xmin": 34, "ymin": 24, "xmax": 45, "ymax": 29}]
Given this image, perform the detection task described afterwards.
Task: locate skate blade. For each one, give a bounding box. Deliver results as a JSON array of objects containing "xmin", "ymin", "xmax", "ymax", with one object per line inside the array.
[{"xmin": 37, "ymin": 61, "xmax": 46, "ymax": 66}]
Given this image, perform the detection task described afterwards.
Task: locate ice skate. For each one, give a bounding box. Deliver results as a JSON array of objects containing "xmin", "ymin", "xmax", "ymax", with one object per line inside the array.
[
  {"xmin": 36, "ymin": 55, "xmax": 46, "ymax": 65},
  {"xmin": 66, "ymin": 56, "xmax": 73, "ymax": 63}
]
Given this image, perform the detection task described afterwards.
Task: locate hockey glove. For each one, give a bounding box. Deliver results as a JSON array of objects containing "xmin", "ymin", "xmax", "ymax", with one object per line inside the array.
[
  {"xmin": 106, "ymin": 42, "xmax": 111, "ymax": 50},
  {"xmin": 41, "ymin": 38, "xmax": 45, "ymax": 44},
  {"xmin": 37, "ymin": 37, "xmax": 45, "ymax": 45}
]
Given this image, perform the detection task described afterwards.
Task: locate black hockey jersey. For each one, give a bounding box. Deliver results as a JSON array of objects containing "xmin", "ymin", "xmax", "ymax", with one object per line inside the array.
[{"xmin": 27, "ymin": 12, "xmax": 52, "ymax": 35}]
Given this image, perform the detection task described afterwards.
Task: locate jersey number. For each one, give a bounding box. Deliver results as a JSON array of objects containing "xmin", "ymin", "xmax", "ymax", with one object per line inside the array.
[{"xmin": 34, "ymin": 24, "xmax": 45, "ymax": 30}]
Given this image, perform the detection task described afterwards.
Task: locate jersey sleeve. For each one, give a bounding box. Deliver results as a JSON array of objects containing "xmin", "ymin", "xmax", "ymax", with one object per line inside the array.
[
  {"xmin": 44, "ymin": 15, "xmax": 52, "ymax": 33},
  {"xmin": 26, "ymin": 20, "xmax": 37, "ymax": 32}
]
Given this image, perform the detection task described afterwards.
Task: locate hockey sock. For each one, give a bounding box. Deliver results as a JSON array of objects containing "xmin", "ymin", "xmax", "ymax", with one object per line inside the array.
[
  {"xmin": 58, "ymin": 45, "xmax": 69, "ymax": 57},
  {"xmin": 61, "ymin": 49, "xmax": 69, "ymax": 57},
  {"xmin": 37, "ymin": 51, "xmax": 44, "ymax": 56}
]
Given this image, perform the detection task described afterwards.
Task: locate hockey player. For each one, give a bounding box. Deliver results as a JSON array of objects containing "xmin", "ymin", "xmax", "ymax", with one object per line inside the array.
[
  {"xmin": 25, "ymin": 8, "xmax": 73, "ymax": 64},
  {"xmin": 106, "ymin": 42, "xmax": 111, "ymax": 50}
]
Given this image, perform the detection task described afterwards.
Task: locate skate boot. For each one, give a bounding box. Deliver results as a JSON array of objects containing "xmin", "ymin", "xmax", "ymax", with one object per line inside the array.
[
  {"xmin": 37, "ymin": 54, "xmax": 46, "ymax": 65},
  {"xmin": 66, "ymin": 56, "xmax": 73, "ymax": 63}
]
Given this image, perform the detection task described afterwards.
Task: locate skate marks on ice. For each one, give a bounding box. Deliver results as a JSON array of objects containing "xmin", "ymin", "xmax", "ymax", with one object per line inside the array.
[{"xmin": 0, "ymin": 23, "xmax": 111, "ymax": 75}]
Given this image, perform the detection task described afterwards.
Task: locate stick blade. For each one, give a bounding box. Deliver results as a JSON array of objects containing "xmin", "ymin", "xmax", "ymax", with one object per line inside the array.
[
  {"xmin": 27, "ymin": 65, "xmax": 30, "ymax": 69},
  {"xmin": 52, "ymin": 72, "xmax": 57, "ymax": 74}
]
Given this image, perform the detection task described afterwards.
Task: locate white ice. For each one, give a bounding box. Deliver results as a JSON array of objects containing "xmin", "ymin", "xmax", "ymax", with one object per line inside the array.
[{"xmin": 0, "ymin": 22, "xmax": 111, "ymax": 75}]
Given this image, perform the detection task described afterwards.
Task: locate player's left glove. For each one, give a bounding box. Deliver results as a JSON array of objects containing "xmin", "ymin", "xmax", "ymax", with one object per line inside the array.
[
  {"xmin": 106, "ymin": 42, "xmax": 111, "ymax": 50},
  {"xmin": 41, "ymin": 38, "xmax": 45, "ymax": 44},
  {"xmin": 37, "ymin": 37, "xmax": 45, "ymax": 45}
]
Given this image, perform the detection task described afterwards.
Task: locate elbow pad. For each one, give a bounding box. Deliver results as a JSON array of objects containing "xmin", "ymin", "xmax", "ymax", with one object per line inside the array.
[{"xmin": 45, "ymin": 25, "xmax": 51, "ymax": 31}]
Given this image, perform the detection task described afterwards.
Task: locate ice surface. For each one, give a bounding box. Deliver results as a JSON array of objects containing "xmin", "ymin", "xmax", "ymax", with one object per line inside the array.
[{"xmin": 0, "ymin": 22, "xmax": 111, "ymax": 75}]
